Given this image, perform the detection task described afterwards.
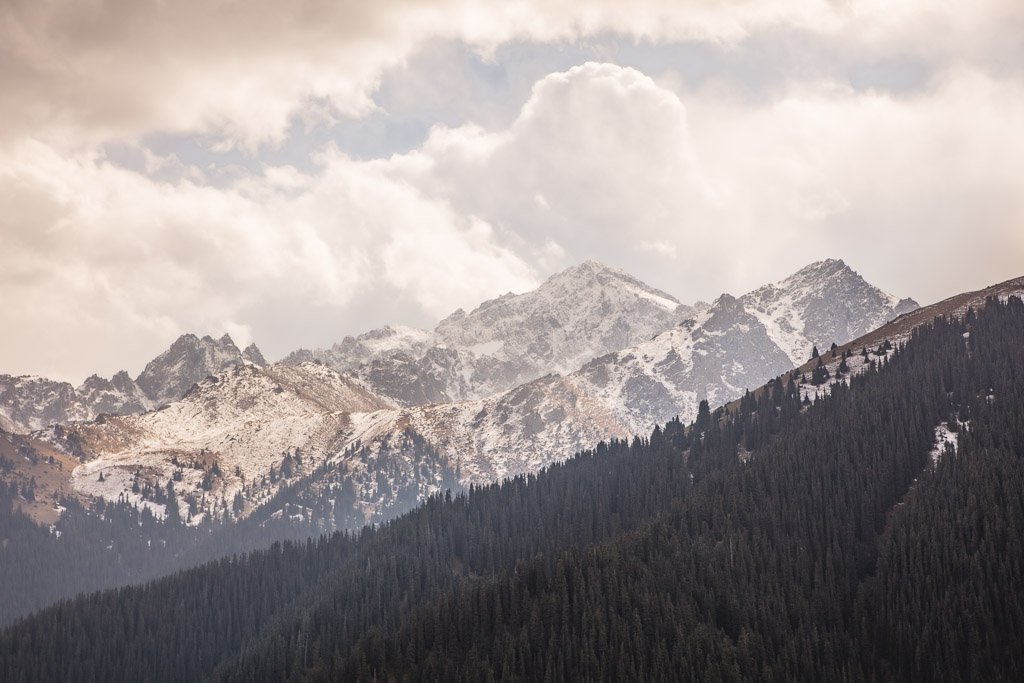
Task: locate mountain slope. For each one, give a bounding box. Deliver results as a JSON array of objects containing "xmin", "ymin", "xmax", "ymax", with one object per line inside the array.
[
  {"xmin": 568, "ymin": 258, "xmax": 916, "ymax": 435},
  {"xmin": 434, "ymin": 260, "xmax": 692, "ymax": 379},
  {"xmin": 45, "ymin": 362, "xmax": 394, "ymax": 524},
  {"xmin": 283, "ymin": 325, "xmax": 435, "ymax": 371},
  {"xmin": 0, "ymin": 376, "xmax": 93, "ymax": 434},
  {"xmin": 5, "ymin": 294, "xmax": 1021, "ymax": 681},
  {"xmin": 15, "ymin": 259, "xmax": 920, "ymax": 525},
  {"xmin": 740, "ymin": 258, "xmax": 917, "ymax": 365}
]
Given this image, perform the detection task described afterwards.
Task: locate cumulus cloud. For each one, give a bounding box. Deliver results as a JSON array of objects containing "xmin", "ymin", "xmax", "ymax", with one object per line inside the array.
[{"xmin": 387, "ymin": 62, "xmax": 1024, "ymax": 303}]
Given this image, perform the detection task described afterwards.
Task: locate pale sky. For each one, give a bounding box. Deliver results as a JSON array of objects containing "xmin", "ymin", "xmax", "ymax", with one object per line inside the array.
[{"xmin": 1, "ymin": 0, "xmax": 1022, "ymax": 382}]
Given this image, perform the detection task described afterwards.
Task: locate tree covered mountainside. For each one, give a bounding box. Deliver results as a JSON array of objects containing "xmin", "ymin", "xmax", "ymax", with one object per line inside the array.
[{"xmin": 2, "ymin": 297, "xmax": 1023, "ymax": 680}]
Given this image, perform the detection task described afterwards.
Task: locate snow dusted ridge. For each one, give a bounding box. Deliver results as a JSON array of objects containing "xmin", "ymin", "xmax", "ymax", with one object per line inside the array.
[
  {"xmin": 0, "ymin": 375, "xmax": 93, "ymax": 434},
  {"xmin": 61, "ymin": 362, "xmax": 394, "ymax": 525},
  {"xmin": 331, "ymin": 261, "xmax": 921, "ymax": 497},
  {"xmin": 286, "ymin": 261, "xmax": 696, "ymax": 406},
  {"xmin": 283, "ymin": 326, "xmax": 436, "ymax": 372},
  {"xmin": 740, "ymin": 259, "xmax": 917, "ymax": 367},
  {"xmin": 569, "ymin": 259, "xmax": 918, "ymax": 433},
  {"xmin": 0, "ymin": 333, "xmax": 270, "ymax": 434},
  {"xmin": 434, "ymin": 260, "xmax": 692, "ymax": 378},
  {"xmin": 346, "ymin": 374, "xmax": 631, "ymax": 486},
  {"xmin": 6, "ymin": 258, "xmax": 924, "ymax": 525}
]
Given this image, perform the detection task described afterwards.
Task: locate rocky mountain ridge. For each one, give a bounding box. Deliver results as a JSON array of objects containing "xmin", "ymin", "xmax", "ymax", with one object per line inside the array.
[
  {"xmin": 0, "ymin": 334, "xmax": 267, "ymax": 434},
  {"xmin": 17, "ymin": 258, "xmax": 924, "ymax": 526},
  {"xmin": 285, "ymin": 261, "xmax": 700, "ymax": 404}
]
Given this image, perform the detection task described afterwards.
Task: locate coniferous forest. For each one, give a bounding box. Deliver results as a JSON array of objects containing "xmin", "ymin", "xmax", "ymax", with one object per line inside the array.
[{"xmin": 2, "ymin": 298, "xmax": 1023, "ymax": 680}]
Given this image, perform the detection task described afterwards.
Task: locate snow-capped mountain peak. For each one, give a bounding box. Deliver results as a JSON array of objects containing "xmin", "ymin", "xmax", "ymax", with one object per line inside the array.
[
  {"xmin": 740, "ymin": 258, "xmax": 919, "ymax": 366},
  {"xmin": 570, "ymin": 258, "xmax": 919, "ymax": 434},
  {"xmin": 433, "ymin": 260, "xmax": 692, "ymax": 376}
]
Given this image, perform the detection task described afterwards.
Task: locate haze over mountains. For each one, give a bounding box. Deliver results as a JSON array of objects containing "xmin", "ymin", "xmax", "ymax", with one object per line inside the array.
[{"xmin": 0, "ymin": 258, "xmax": 919, "ymax": 529}]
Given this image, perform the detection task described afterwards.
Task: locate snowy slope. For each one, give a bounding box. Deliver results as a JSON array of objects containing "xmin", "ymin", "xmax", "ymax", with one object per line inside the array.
[
  {"xmin": 6, "ymin": 258, "xmax": 924, "ymax": 527},
  {"xmin": 329, "ymin": 260, "xmax": 918, "ymax": 509},
  {"xmin": 569, "ymin": 259, "xmax": 918, "ymax": 433},
  {"xmin": 433, "ymin": 260, "xmax": 693, "ymax": 383},
  {"xmin": 283, "ymin": 326, "xmax": 436, "ymax": 371},
  {"xmin": 345, "ymin": 373, "xmax": 630, "ymax": 487},
  {"xmin": 56, "ymin": 362, "xmax": 394, "ymax": 524},
  {"xmin": 741, "ymin": 259, "xmax": 918, "ymax": 366}
]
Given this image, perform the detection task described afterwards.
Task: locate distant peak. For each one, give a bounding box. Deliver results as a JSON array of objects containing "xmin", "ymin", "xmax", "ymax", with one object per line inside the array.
[
  {"xmin": 798, "ymin": 258, "xmax": 849, "ymax": 274},
  {"xmin": 779, "ymin": 259, "xmax": 865, "ymax": 288},
  {"xmin": 557, "ymin": 260, "xmax": 618, "ymax": 278},
  {"xmin": 170, "ymin": 332, "xmax": 241, "ymax": 349},
  {"xmin": 242, "ymin": 343, "xmax": 267, "ymax": 367}
]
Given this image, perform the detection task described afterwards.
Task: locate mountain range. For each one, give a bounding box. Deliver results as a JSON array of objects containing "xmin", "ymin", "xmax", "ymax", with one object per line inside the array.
[
  {"xmin": 1, "ymin": 258, "xmax": 920, "ymax": 529},
  {"xmin": 0, "ymin": 334, "xmax": 266, "ymax": 434},
  {"xmin": 5, "ymin": 281, "xmax": 1023, "ymax": 681}
]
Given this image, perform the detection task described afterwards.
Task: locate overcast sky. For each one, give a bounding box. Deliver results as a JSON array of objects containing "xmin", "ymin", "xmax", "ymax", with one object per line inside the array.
[{"xmin": 2, "ymin": 0, "xmax": 1022, "ymax": 382}]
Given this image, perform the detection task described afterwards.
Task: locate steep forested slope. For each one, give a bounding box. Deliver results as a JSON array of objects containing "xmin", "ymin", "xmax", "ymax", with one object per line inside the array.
[{"xmin": 2, "ymin": 298, "xmax": 1022, "ymax": 681}]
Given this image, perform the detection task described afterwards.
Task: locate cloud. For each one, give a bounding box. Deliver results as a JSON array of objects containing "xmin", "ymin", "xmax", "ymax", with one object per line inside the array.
[
  {"xmin": 0, "ymin": 142, "xmax": 535, "ymax": 380},
  {"xmin": 0, "ymin": 1, "xmax": 1021, "ymax": 381},
  {"xmin": 2, "ymin": 1, "xmax": 1019, "ymax": 150},
  {"xmin": 387, "ymin": 61, "xmax": 1024, "ymax": 305}
]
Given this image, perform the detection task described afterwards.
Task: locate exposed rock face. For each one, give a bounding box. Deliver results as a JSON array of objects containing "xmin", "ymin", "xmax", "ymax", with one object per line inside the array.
[
  {"xmin": 283, "ymin": 326, "xmax": 435, "ymax": 373},
  {"xmin": 739, "ymin": 258, "xmax": 920, "ymax": 366},
  {"xmin": 0, "ymin": 376, "xmax": 92, "ymax": 433},
  {"xmin": 432, "ymin": 260, "xmax": 693, "ymax": 388},
  {"xmin": 77, "ymin": 371, "xmax": 152, "ymax": 416},
  {"xmin": 242, "ymin": 344, "xmax": 268, "ymax": 367},
  {"xmin": 136, "ymin": 333, "xmax": 249, "ymax": 407}
]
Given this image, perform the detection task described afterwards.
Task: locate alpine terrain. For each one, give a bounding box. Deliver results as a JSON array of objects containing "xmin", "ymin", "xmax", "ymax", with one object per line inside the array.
[{"xmin": 0, "ymin": 258, "xmax": 930, "ymax": 625}]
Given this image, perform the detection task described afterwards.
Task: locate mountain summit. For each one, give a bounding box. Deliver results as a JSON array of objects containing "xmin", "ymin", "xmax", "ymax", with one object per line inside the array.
[
  {"xmin": 434, "ymin": 259, "xmax": 691, "ymax": 377},
  {"xmin": 289, "ymin": 260, "xmax": 696, "ymax": 405},
  {"xmin": 740, "ymin": 258, "xmax": 919, "ymax": 366},
  {"xmin": 571, "ymin": 258, "xmax": 920, "ymax": 434},
  {"xmin": 135, "ymin": 333, "xmax": 267, "ymax": 407}
]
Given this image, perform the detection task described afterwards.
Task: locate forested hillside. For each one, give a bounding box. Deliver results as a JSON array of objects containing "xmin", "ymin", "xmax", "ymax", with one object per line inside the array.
[{"xmin": 2, "ymin": 298, "xmax": 1022, "ymax": 681}]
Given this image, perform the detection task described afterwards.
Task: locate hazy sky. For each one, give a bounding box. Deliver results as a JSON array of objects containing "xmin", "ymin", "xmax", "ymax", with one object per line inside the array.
[{"xmin": 2, "ymin": 0, "xmax": 1022, "ymax": 381}]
